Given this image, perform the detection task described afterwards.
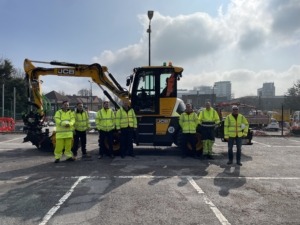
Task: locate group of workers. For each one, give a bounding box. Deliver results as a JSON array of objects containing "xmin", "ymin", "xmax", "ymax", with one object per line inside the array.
[
  {"xmin": 179, "ymin": 101, "xmax": 249, "ymax": 166},
  {"xmin": 53, "ymin": 100, "xmax": 137, "ymax": 163},
  {"xmin": 53, "ymin": 99, "xmax": 249, "ymax": 166}
]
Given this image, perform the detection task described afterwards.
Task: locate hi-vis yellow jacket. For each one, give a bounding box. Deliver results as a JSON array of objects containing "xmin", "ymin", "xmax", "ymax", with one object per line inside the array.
[
  {"xmin": 115, "ymin": 107, "xmax": 137, "ymax": 129},
  {"xmin": 198, "ymin": 108, "xmax": 220, "ymax": 127},
  {"xmin": 54, "ymin": 109, "xmax": 75, "ymax": 139},
  {"xmin": 179, "ymin": 112, "xmax": 199, "ymax": 134},
  {"xmin": 224, "ymin": 114, "xmax": 249, "ymax": 138},
  {"xmin": 95, "ymin": 108, "xmax": 115, "ymax": 132},
  {"xmin": 73, "ymin": 110, "xmax": 90, "ymax": 131}
]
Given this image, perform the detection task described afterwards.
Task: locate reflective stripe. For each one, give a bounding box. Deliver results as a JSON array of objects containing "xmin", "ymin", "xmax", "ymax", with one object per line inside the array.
[
  {"xmin": 224, "ymin": 114, "xmax": 249, "ymax": 138},
  {"xmin": 116, "ymin": 108, "xmax": 137, "ymax": 129},
  {"xmin": 199, "ymin": 109, "xmax": 220, "ymax": 125},
  {"xmin": 96, "ymin": 109, "xmax": 115, "ymax": 131},
  {"xmin": 179, "ymin": 112, "xmax": 198, "ymax": 133},
  {"xmin": 54, "ymin": 109, "xmax": 74, "ymax": 139},
  {"xmin": 74, "ymin": 111, "xmax": 89, "ymax": 131}
]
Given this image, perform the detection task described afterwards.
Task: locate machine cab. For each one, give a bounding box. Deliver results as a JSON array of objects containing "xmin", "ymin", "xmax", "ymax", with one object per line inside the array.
[{"xmin": 130, "ymin": 65, "xmax": 183, "ymax": 116}]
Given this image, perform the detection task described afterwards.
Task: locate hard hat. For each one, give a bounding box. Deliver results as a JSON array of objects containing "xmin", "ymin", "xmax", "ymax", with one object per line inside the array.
[
  {"xmin": 102, "ymin": 97, "xmax": 109, "ymax": 103},
  {"xmin": 232, "ymin": 105, "xmax": 239, "ymax": 110}
]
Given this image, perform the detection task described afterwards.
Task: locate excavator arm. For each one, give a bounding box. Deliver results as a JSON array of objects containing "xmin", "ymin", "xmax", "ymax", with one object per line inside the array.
[{"xmin": 24, "ymin": 58, "xmax": 130, "ymax": 113}]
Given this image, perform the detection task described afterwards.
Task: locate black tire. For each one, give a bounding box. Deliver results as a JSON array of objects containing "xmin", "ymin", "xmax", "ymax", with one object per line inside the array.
[
  {"xmin": 104, "ymin": 131, "xmax": 120, "ymax": 154},
  {"xmin": 38, "ymin": 135, "xmax": 54, "ymax": 152},
  {"xmin": 176, "ymin": 130, "xmax": 203, "ymax": 153},
  {"xmin": 175, "ymin": 129, "xmax": 183, "ymax": 148}
]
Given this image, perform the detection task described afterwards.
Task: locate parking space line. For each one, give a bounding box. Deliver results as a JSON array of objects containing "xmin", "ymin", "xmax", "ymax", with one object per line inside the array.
[
  {"xmin": 58, "ymin": 175, "xmax": 231, "ymax": 224},
  {"xmin": 64, "ymin": 175, "xmax": 300, "ymax": 180},
  {"xmin": 252, "ymin": 140, "xmax": 271, "ymax": 147},
  {"xmin": 0, "ymin": 137, "xmax": 24, "ymax": 143},
  {"xmin": 270, "ymin": 146, "xmax": 298, "ymax": 148},
  {"xmin": 62, "ymin": 175, "xmax": 300, "ymax": 180},
  {"xmin": 187, "ymin": 177, "xmax": 231, "ymax": 225},
  {"xmin": 250, "ymin": 140, "xmax": 297, "ymax": 148},
  {"xmin": 40, "ymin": 175, "xmax": 299, "ymax": 225},
  {"xmin": 39, "ymin": 176, "xmax": 88, "ymax": 225}
]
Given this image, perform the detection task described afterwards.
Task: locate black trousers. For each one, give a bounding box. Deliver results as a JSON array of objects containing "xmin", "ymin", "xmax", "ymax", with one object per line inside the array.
[
  {"xmin": 72, "ymin": 130, "xmax": 87, "ymax": 156},
  {"xmin": 200, "ymin": 126, "xmax": 215, "ymax": 141},
  {"xmin": 120, "ymin": 127, "xmax": 134, "ymax": 156},
  {"xmin": 98, "ymin": 130, "xmax": 114, "ymax": 156},
  {"xmin": 181, "ymin": 133, "xmax": 197, "ymax": 156}
]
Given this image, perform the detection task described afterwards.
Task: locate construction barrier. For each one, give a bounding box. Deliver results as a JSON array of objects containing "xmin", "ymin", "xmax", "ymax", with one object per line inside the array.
[{"xmin": 0, "ymin": 117, "xmax": 15, "ymax": 132}]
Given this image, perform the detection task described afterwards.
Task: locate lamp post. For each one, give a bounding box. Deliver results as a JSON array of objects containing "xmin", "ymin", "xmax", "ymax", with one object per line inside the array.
[
  {"xmin": 88, "ymin": 80, "xmax": 93, "ymax": 111},
  {"xmin": 147, "ymin": 10, "xmax": 154, "ymax": 66},
  {"xmin": 1, "ymin": 82, "xmax": 4, "ymax": 117},
  {"xmin": 212, "ymin": 84, "xmax": 216, "ymax": 106},
  {"xmin": 13, "ymin": 87, "xmax": 16, "ymax": 120}
]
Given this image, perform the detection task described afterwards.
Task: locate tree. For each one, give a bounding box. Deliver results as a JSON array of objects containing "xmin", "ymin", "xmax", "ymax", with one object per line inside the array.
[
  {"xmin": 58, "ymin": 91, "xmax": 66, "ymax": 96},
  {"xmin": 77, "ymin": 88, "xmax": 89, "ymax": 96},
  {"xmin": 0, "ymin": 58, "xmax": 27, "ymax": 118},
  {"xmin": 0, "ymin": 58, "xmax": 15, "ymax": 79},
  {"xmin": 284, "ymin": 80, "xmax": 300, "ymax": 111}
]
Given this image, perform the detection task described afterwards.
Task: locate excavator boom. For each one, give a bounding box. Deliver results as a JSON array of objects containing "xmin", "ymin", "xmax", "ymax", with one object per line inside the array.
[{"xmin": 24, "ymin": 59, "xmax": 130, "ymax": 111}]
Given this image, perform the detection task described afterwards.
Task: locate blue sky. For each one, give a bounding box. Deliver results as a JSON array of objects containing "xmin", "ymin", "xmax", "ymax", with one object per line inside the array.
[{"xmin": 1, "ymin": 0, "xmax": 300, "ymax": 99}]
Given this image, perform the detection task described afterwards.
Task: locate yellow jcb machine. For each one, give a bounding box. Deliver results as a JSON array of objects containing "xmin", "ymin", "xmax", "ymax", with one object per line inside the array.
[{"xmin": 22, "ymin": 59, "xmax": 203, "ymax": 152}]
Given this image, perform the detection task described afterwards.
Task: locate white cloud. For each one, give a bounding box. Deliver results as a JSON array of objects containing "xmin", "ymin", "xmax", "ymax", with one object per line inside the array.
[{"xmin": 91, "ymin": 0, "xmax": 299, "ymax": 98}]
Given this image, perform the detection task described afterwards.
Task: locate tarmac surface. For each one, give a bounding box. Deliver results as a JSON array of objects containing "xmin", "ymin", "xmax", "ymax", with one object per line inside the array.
[{"xmin": 0, "ymin": 133, "xmax": 300, "ymax": 225}]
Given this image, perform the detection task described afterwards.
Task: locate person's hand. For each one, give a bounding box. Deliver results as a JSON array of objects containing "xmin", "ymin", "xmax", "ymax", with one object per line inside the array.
[{"xmin": 65, "ymin": 124, "xmax": 70, "ymax": 128}]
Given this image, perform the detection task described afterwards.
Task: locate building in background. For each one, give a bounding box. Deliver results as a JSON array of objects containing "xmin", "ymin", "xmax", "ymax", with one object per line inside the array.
[
  {"xmin": 192, "ymin": 86, "xmax": 212, "ymax": 95},
  {"xmin": 179, "ymin": 80, "xmax": 287, "ymax": 113},
  {"xmin": 45, "ymin": 91, "xmax": 102, "ymax": 118},
  {"xmin": 214, "ymin": 81, "xmax": 232, "ymax": 101},
  {"xmin": 257, "ymin": 82, "xmax": 275, "ymax": 97}
]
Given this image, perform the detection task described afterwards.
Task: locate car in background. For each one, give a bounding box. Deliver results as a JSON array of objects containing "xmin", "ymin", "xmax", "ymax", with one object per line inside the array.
[
  {"xmin": 88, "ymin": 111, "xmax": 97, "ymax": 131},
  {"xmin": 265, "ymin": 118, "xmax": 280, "ymax": 131},
  {"xmin": 47, "ymin": 120, "xmax": 55, "ymax": 126}
]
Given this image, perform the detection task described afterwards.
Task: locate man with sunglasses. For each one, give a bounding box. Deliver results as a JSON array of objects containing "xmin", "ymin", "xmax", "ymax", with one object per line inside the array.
[{"xmin": 224, "ymin": 105, "xmax": 249, "ymax": 166}]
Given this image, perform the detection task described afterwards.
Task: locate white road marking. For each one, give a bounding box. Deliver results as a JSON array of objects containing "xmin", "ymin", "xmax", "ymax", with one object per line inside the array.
[
  {"xmin": 250, "ymin": 140, "xmax": 297, "ymax": 148},
  {"xmin": 35, "ymin": 175, "xmax": 300, "ymax": 224},
  {"xmin": 214, "ymin": 143, "xmax": 226, "ymax": 147},
  {"xmin": 39, "ymin": 176, "xmax": 87, "ymax": 225},
  {"xmin": 0, "ymin": 137, "xmax": 24, "ymax": 143},
  {"xmin": 187, "ymin": 176, "xmax": 231, "ymax": 225},
  {"xmin": 252, "ymin": 140, "xmax": 271, "ymax": 147},
  {"xmin": 65, "ymin": 175, "xmax": 300, "ymax": 180},
  {"xmin": 270, "ymin": 146, "xmax": 298, "ymax": 148}
]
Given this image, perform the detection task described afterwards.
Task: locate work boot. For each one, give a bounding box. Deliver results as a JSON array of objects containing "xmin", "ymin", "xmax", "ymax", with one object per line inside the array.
[
  {"xmin": 54, "ymin": 159, "xmax": 60, "ymax": 163},
  {"xmin": 207, "ymin": 155, "xmax": 214, "ymax": 160},
  {"xmin": 82, "ymin": 154, "xmax": 92, "ymax": 159},
  {"xmin": 236, "ymin": 161, "xmax": 243, "ymax": 166},
  {"xmin": 227, "ymin": 161, "xmax": 233, "ymax": 165},
  {"xmin": 65, "ymin": 157, "xmax": 75, "ymax": 162}
]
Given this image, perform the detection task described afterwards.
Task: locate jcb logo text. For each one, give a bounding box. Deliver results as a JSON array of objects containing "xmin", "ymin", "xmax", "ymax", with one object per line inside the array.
[
  {"xmin": 57, "ymin": 69, "xmax": 75, "ymax": 75},
  {"xmin": 157, "ymin": 119, "xmax": 169, "ymax": 124}
]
